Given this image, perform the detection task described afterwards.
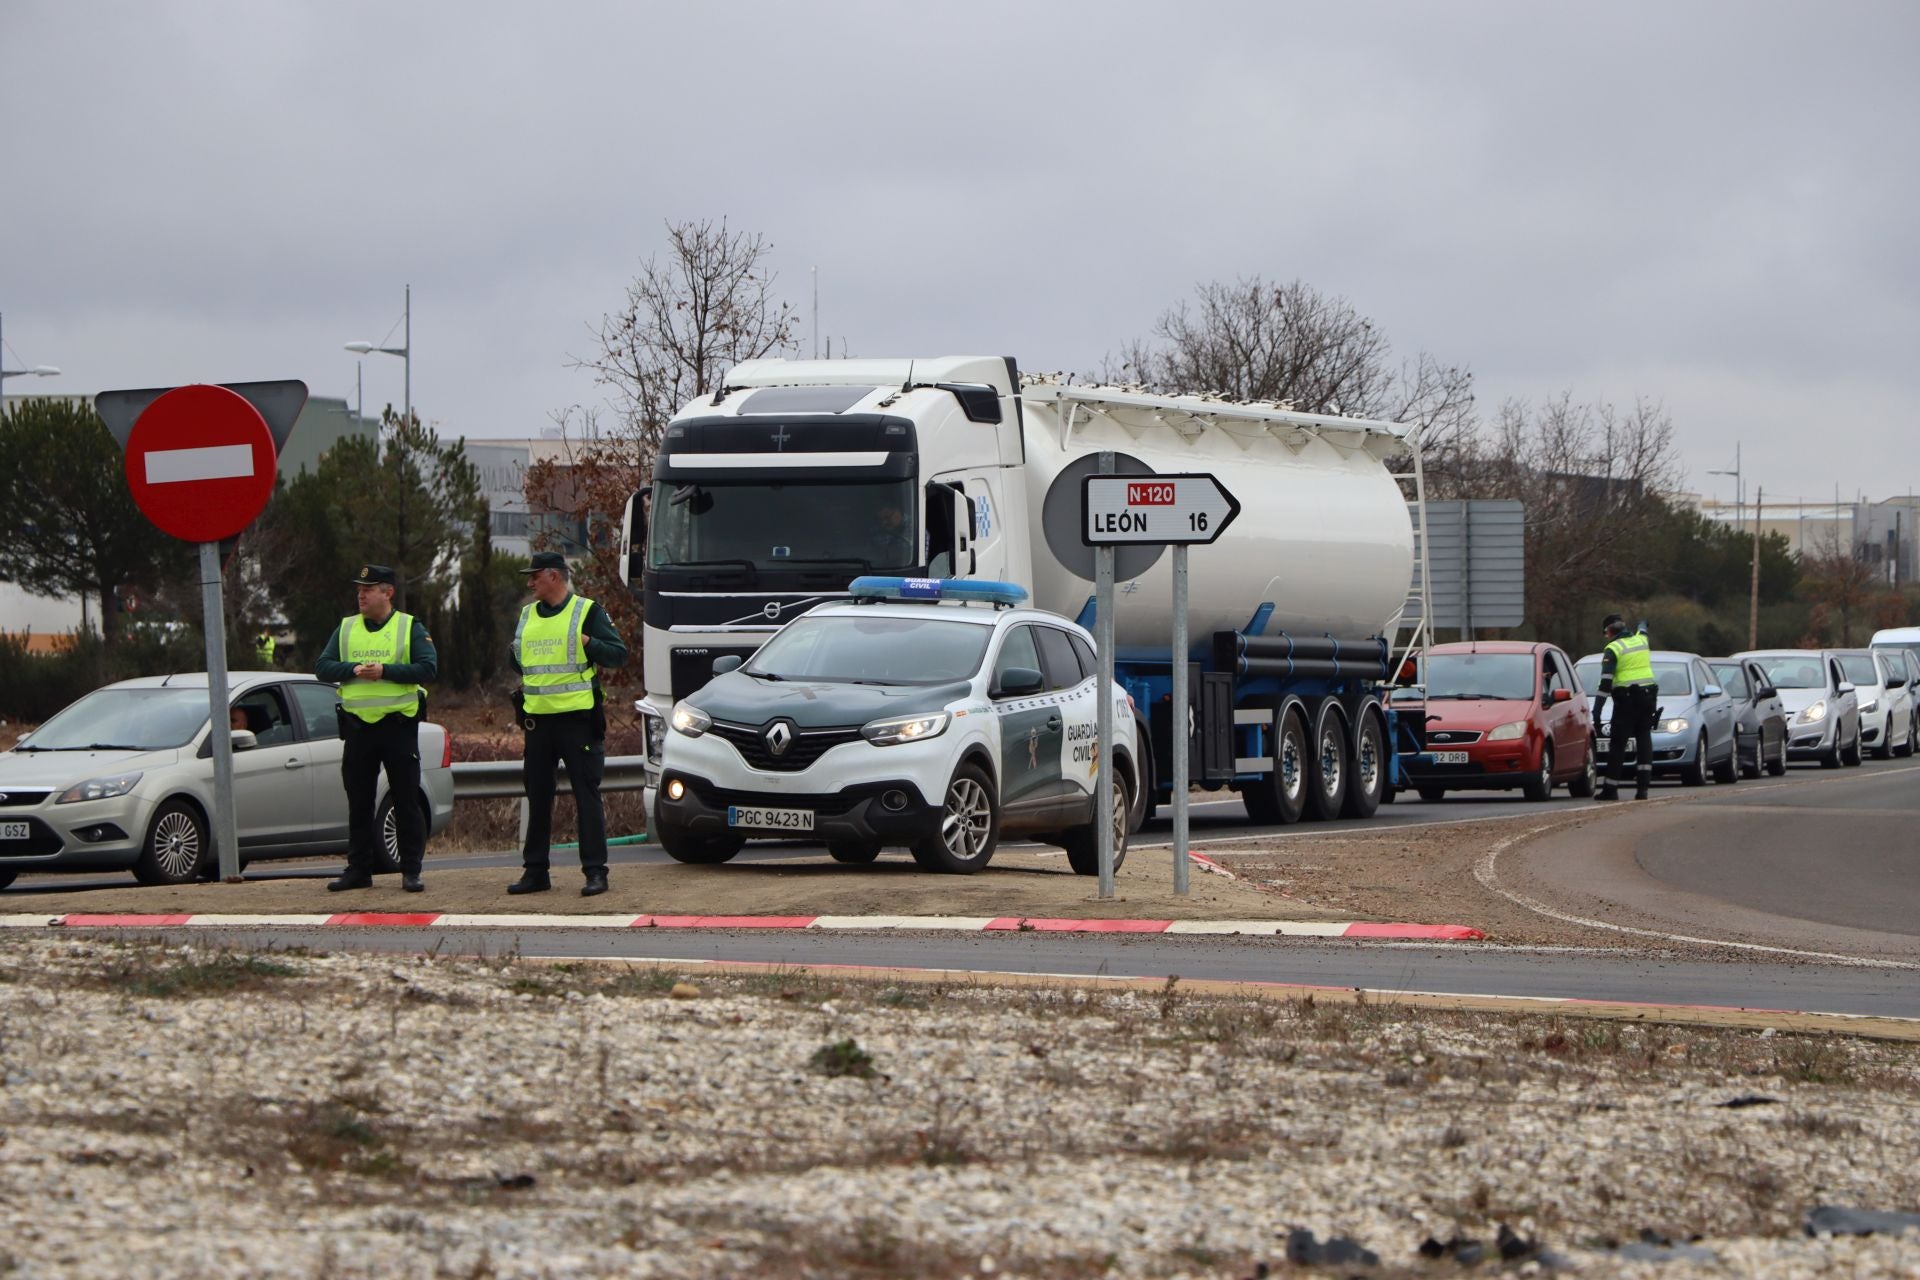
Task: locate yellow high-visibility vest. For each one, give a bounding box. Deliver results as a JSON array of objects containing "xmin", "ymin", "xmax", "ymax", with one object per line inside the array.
[
  {"xmin": 338, "ymin": 612, "xmax": 421, "ymax": 722},
  {"xmin": 1605, "ymin": 633, "xmax": 1656, "ymax": 688},
  {"xmin": 516, "ymin": 595, "xmax": 596, "ymax": 715}
]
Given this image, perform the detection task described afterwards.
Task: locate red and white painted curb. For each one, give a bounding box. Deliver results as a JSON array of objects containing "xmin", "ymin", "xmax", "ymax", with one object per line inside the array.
[{"xmin": 0, "ymin": 912, "xmax": 1483, "ymax": 940}]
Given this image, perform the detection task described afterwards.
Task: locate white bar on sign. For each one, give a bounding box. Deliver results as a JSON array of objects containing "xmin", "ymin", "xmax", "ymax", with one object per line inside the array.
[{"xmin": 145, "ymin": 443, "xmax": 254, "ymax": 484}]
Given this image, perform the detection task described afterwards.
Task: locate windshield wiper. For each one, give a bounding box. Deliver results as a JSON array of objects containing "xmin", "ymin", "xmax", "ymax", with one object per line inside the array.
[
  {"xmin": 11, "ymin": 743, "xmax": 51, "ymax": 751},
  {"xmin": 84, "ymin": 743, "xmax": 145, "ymax": 751},
  {"xmin": 744, "ymin": 670, "xmax": 784, "ymax": 682},
  {"xmin": 670, "ymin": 558, "xmax": 757, "ymax": 570}
]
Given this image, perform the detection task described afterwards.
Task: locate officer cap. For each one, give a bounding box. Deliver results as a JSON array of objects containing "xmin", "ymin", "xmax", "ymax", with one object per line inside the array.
[
  {"xmin": 1601, "ymin": 612, "xmax": 1625, "ymax": 632},
  {"xmin": 522, "ymin": 551, "xmax": 568, "ymax": 575},
  {"xmin": 351, "ymin": 564, "xmax": 398, "ymax": 587}
]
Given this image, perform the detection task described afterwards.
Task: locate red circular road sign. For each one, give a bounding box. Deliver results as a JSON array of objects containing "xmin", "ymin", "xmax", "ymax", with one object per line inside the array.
[{"xmin": 123, "ymin": 384, "xmax": 278, "ymax": 543}]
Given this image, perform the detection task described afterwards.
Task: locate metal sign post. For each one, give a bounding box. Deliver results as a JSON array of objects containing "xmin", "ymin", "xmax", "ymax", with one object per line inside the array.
[
  {"xmin": 1082, "ymin": 470, "xmax": 1239, "ymax": 895},
  {"xmin": 1093, "ymin": 452, "xmax": 1117, "ymax": 898}
]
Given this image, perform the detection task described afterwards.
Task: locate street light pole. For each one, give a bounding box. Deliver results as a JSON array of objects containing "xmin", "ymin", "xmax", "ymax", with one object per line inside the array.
[
  {"xmin": 343, "ymin": 284, "xmax": 410, "ymax": 426},
  {"xmin": 0, "ymin": 311, "xmax": 63, "ymax": 388}
]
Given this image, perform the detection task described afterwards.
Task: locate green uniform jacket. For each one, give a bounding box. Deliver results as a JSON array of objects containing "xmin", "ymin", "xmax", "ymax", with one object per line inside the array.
[{"xmin": 315, "ymin": 612, "xmax": 439, "ymax": 686}]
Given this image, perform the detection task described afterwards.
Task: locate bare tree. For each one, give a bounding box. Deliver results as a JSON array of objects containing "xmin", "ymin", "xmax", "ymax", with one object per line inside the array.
[
  {"xmin": 1109, "ymin": 277, "xmax": 1477, "ymax": 478},
  {"xmin": 1798, "ymin": 519, "xmax": 1883, "ymax": 646},
  {"xmin": 573, "ymin": 218, "xmax": 800, "ymax": 476}
]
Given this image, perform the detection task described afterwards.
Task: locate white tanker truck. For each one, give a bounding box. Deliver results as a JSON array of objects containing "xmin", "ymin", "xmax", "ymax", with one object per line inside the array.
[{"xmin": 622, "ymin": 355, "xmax": 1428, "ymax": 826}]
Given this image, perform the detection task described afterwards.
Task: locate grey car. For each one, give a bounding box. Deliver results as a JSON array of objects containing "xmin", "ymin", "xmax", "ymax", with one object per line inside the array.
[
  {"xmin": 0, "ymin": 672, "xmax": 455, "ymax": 888},
  {"xmin": 1708, "ymin": 657, "xmax": 1789, "ymax": 778},
  {"xmin": 1573, "ymin": 650, "xmax": 1740, "ymax": 785},
  {"xmin": 1732, "ymin": 650, "xmax": 1864, "ymax": 768}
]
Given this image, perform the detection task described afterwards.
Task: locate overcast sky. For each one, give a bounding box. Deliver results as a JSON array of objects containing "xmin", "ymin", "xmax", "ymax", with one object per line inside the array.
[{"xmin": 4, "ymin": 0, "xmax": 1915, "ymax": 508}]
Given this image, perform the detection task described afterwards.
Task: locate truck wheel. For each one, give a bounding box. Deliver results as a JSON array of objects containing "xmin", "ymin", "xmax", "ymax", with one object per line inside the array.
[
  {"xmin": 133, "ymin": 799, "xmax": 212, "ymax": 886},
  {"xmin": 656, "ymin": 823, "xmax": 744, "ymax": 865},
  {"xmin": 1522, "ymin": 743, "xmax": 1554, "ymax": 802},
  {"xmin": 1341, "ymin": 711, "xmax": 1387, "ymax": 819},
  {"xmin": 912, "ymin": 762, "xmax": 998, "ymax": 874},
  {"xmin": 827, "ymin": 841, "xmax": 882, "ymax": 865},
  {"xmin": 1062, "ymin": 773, "xmax": 1131, "ymax": 877},
  {"xmin": 1304, "ymin": 707, "xmax": 1349, "ymax": 821},
  {"xmin": 1242, "ymin": 703, "xmax": 1309, "ymax": 826}
]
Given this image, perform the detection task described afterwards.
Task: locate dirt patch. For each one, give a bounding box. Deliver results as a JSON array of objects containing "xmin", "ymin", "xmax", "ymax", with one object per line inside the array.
[{"xmin": 10, "ymin": 845, "xmax": 1338, "ymax": 922}]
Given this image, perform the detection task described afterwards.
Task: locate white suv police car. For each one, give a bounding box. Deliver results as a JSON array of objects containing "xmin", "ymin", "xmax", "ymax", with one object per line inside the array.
[{"xmin": 652, "ymin": 578, "xmax": 1142, "ymax": 874}]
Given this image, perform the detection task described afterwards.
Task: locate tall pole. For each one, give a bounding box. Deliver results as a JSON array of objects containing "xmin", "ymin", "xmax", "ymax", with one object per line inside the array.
[
  {"xmin": 811, "ymin": 267, "xmax": 819, "ymax": 359},
  {"xmin": 1749, "ymin": 484, "xmax": 1762, "ymax": 650},
  {"xmin": 1171, "ymin": 543, "xmax": 1190, "ymax": 895},
  {"xmin": 403, "ymin": 283, "xmax": 411, "ymax": 427},
  {"xmin": 1095, "ymin": 450, "xmax": 1116, "ymax": 900},
  {"xmin": 201, "ymin": 541, "xmax": 241, "ymax": 881}
]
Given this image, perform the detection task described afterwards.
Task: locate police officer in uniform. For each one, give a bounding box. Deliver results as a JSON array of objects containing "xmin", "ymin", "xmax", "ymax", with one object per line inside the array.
[
  {"xmin": 1593, "ymin": 613, "xmax": 1657, "ymax": 800},
  {"xmin": 507, "ymin": 551, "xmax": 629, "ymax": 897},
  {"xmin": 255, "ymin": 630, "xmax": 276, "ymax": 667},
  {"xmin": 317, "ymin": 565, "xmax": 437, "ymax": 891}
]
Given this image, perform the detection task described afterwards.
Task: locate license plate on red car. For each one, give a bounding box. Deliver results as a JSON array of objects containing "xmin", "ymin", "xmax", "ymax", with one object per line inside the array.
[{"xmin": 1431, "ymin": 751, "xmax": 1469, "ymax": 764}]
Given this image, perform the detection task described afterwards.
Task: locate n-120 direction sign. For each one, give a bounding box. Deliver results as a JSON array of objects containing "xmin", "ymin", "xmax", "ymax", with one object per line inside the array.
[{"xmin": 1081, "ymin": 472, "xmax": 1241, "ymax": 546}]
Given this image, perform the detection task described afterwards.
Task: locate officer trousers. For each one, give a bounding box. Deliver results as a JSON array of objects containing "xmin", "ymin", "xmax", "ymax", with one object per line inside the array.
[
  {"xmin": 1606, "ymin": 684, "xmax": 1658, "ymax": 791},
  {"xmin": 521, "ymin": 710, "xmax": 608, "ymax": 876},
  {"xmin": 342, "ymin": 712, "xmax": 425, "ymax": 875}
]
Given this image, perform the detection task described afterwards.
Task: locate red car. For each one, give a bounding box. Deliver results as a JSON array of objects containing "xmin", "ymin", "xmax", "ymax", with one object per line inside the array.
[{"xmin": 1401, "ymin": 641, "xmax": 1596, "ymax": 801}]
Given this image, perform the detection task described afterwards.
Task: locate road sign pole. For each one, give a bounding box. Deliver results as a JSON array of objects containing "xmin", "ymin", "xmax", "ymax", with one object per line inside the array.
[
  {"xmin": 199, "ymin": 541, "xmax": 241, "ymax": 882},
  {"xmin": 1171, "ymin": 543, "xmax": 1190, "ymax": 895},
  {"xmin": 1095, "ymin": 451, "xmax": 1117, "ymax": 899}
]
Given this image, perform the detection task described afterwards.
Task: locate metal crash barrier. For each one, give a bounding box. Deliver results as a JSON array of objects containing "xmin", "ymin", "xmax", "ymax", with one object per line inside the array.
[{"xmin": 449, "ymin": 756, "xmax": 654, "ymax": 844}]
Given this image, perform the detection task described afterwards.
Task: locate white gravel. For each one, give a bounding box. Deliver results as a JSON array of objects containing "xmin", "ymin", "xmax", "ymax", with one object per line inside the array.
[{"xmin": 2, "ymin": 934, "xmax": 1918, "ymax": 1278}]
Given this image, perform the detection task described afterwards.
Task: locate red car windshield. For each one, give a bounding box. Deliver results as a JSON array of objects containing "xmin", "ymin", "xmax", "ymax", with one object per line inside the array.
[{"xmin": 1424, "ymin": 653, "xmax": 1536, "ymax": 700}]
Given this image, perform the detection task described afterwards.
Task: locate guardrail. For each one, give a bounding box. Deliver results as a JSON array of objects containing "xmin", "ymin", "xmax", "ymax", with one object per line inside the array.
[{"xmin": 449, "ymin": 755, "xmax": 652, "ymax": 800}]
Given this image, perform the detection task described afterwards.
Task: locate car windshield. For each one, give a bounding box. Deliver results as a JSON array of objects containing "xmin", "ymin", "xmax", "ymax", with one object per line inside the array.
[
  {"xmin": 15, "ymin": 687, "xmax": 211, "ymax": 751},
  {"xmin": 746, "ymin": 615, "xmax": 992, "ymax": 686},
  {"xmin": 1572, "ymin": 658, "xmax": 1694, "ymax": 696},
  {"xmin": 1752, "ymin": 657, "xmax": 1826, "ymax": 689},
  {"xmin": 1839, "ymin": 654, "xmax": 1882, "ymax": 686},
  {"xmin": 1423, "ymin": 653, "xmax": 1536, "ymax": 700},
  {"xmin": 650, "ymin": 477, "xmax": 916, "ymax": 572},
  {"xmin": 1710, "ymin": 664, "xmax": 1749, "ymax": 699}
]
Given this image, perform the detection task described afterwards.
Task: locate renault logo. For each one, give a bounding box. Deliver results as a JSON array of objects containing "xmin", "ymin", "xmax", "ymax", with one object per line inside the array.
[{"xmin": 765, "ymin": 721, "xmax": 793, "ymax": 757}]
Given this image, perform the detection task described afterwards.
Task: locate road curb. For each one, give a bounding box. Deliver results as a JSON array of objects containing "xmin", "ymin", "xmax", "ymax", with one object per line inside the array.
[{"xmin": 2, "ymin": 912, "xmax": 1485, "ymax": 940}]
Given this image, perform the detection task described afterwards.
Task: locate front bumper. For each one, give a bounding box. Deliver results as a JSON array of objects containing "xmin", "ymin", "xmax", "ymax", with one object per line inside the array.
[
  {"xmin": 1786, "ymin": 717, "xmax": 1838, "ymax": 758},
  {"xmin": 0, "ymin": 792, "xmax": 153, "ymax": 875},
  {"xmin": 1402, "ymin": 738, "xmax": 1541, "ymax": 790},
  {"xmin": 1593, "ymin": 729, "xmax": 1693, "ymax": 772}
]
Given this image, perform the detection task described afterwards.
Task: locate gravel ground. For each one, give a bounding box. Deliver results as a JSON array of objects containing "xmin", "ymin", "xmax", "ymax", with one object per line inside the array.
[{"xmin": 3, "ymin": 935, "xmax": 1919, "ymax": 1278}]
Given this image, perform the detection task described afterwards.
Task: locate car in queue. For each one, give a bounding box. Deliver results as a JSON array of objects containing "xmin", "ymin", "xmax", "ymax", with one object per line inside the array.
[
  {"xmin": 1834, "ymin": 649, "xmax": 1914, "ymax": 760},
  {"xmin": 652, "ymin": 577, "xmax": 1143, "ymax": 875},
  {"xmin": 0, "ymin": 672, "xmax": 455, "ymax": 889},
  {"xmin": 1572, "ymin": 650, "xmax": 1740, "ymax": 786},
  {"xmin": 1400, "ymin": 641, "xmax": 1595, "ymax": 802},
  {"xmin": 1731, "ymin": 649, "xmax": 1863, "ymax": 768},
  {"xmin": 1706, "ymin": 656, "xmax": 1790, "ymax": 777},
  {"xmin": 1872, "ymin": 643, "xmax": 1920, "ymax": 755}
]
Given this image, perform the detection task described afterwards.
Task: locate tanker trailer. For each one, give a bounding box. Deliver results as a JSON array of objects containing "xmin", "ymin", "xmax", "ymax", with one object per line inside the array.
[{"xmin": 622, "ymin": 356, "xmax": 1427, "ymax": 827}]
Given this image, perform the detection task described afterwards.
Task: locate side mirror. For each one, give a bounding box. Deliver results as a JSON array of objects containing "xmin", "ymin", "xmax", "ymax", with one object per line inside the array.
[
  {"xmin": 1550, "ymin": 688, "xmax": 1572, "ymax": 704},
  {"xmin": 995, "ymin": 666, "xmax": 1044, "ymax": 698},
  {"xmin": 1702, "ymin": 685, "xmax": 1724, "ymax": 699},
  {"xmin": 1837, "ymin": 681, "xmax": 1856, "ymax": 695},
  {"xmin": 231, "ymin": 729, "xmax": 258, "ymax": 752},
  {"xmin": 712, "ymin": 654, "xmax": 743, "ymax": 675},
  {"xmin": 1757, "ymin": 686, "xmax": 1776, "ymax": 700}
]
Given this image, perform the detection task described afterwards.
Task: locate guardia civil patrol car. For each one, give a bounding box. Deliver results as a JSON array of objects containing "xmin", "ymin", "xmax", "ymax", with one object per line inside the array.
[{"xmin": 652, "ymin": 578, "xmax": 1142, "ymax": 874}]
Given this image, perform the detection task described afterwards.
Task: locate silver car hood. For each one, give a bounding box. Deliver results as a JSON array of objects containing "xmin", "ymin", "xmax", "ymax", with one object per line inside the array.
[
  {"xmin": 0, "ymin": 747, "xmax": 179, "ymax": 786},
  {"xmin": 1772, "ymin": 688, "xmax": 1830, "ymax": 715}
]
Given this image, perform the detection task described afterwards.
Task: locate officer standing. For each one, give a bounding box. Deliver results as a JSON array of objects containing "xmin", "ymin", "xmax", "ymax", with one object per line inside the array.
[
  {"xmin": 255, "ymin": 629, "xmax": 276, "ymax": 667},
  {"xmin": 316, "ymin": 565, "xmax": 437, "ymax": 891},
  {"xmin": 508, "ymin": 551, "xmax": 629, "ymax": 897},
  {"xmin": 1592, "ymin": 613, "xmax": 1657, "ymax": 800}
]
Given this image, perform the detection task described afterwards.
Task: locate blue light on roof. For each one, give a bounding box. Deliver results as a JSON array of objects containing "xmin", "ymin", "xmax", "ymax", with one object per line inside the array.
[{"xmin": 848, "ymin": 576, "xmax": 1029, "ymax": 607}]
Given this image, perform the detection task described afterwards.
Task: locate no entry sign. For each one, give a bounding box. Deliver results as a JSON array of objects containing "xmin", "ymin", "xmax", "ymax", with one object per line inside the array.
[
  {"xmin": 1082, "ymin": 472, "xmax": 1240, "ymax": 546},
  {"xmin": 122, "ymin": 384, "xmax": 277, "ymax": 543}
]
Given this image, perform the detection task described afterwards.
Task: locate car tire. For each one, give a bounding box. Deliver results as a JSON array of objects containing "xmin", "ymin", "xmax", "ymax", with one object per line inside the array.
[
  {"xmin": 912, "ymin": 761, "xmax": 999, "ymax": 874},
  {"xmin": 1738, "ymin": 735, "xmax": 1761, "ymax": 780},
  {"xmin": 1567, "ymin": 740, "xmax": 1596, "ymax": 798},
  {"xmin": 1872, "ymin": 731, "xmax": 1894, "ymax": 761},
  {"xmin": 1820, "ymin": 735, "xmax": 1841, "ymax": 768},
  {"xmin": 1711, "ymin": 737, "xmax": 1739, "ymax": 784},
  {"xmin": 133, "ymin": 799, "xmax": 212, "ymax": 886},
  {"xmin": 1123, "ymin": 751, "xmax": 1149, "ymax": 834},
  {"xmin": 1417, "ymin": 786, "xmax": 1447, "ymax": 803},
  {"xmin": 1241, "ymin": 702, "xmax": 1309, "ymax": 826},
  {"xmin": 1341, "ymin": 711, "xmax": 1387, "ymax": 819},
  {"xmin": 1304, "ymin": 707, "xmax": 1350, "ymax": 821},
  {"xmin": 0, "ymin": 870, "xmax": 15, "ymax": 891},
  {"xmin": 1682, "ymin": 734, "xmax": 1709, "ymax": 786},
  {"xmin": 1897, "ymin": 717, "xmax": 1916, "ymax": 759},
  {"xmin": 1521, "ymin": 742, "xmax": 1554, "ymax": 802},
  {"xmin": 1843, "ymin": 728, "xmax": 1864, "ymax": 767},
  {"xmin": 1063, "ymin": 772, "xmax": 1131, "ymax": 877},
  {"xmin": 1766, "ymin": 733, "xmax": 1788, "ymax": 776},
  {"xmin": 827, "ymin": 840, "xmax": 883, "ymax": 865},
  {"xmin": 656, "ymin": 823, "xmax": 745, "ymax": 865}
]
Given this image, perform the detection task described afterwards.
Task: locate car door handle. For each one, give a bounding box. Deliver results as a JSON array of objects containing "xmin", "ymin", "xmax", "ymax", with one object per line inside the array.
[
  {"xmin": 1045, "ymin": 716, "xmax": 1061, "ymax": 731},
  {"xmin": 283, "ymin": 757, "xmax": 305, "ymax": 770}
]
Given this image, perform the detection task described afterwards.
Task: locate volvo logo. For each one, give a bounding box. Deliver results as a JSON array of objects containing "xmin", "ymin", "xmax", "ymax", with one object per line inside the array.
[
  {"xmin": 763, "ymin": 601, "xmax": 781, "ymax": 620},
  {"xmin": 764, "ymin": 721, "xmax": 793, "ymax": 757}
]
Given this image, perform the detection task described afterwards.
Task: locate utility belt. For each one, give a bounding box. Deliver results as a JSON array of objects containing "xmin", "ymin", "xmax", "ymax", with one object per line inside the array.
[{"xmin": 513, "ymin": 690, "xmax": 604, "ymax": 736}]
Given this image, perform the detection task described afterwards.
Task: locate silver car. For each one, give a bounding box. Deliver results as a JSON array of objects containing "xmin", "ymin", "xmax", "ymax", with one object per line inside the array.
[
  {"xmin": 1733, "ymin": 650, "xmax": 1863, "ymax": 768},
  {"xmin": 1573, "ymin": 651, "xmax": 1739, "ymax": 785},
  {"xmin": 0, "ymin": 672, "xmax": 454, "ymax": 888}
]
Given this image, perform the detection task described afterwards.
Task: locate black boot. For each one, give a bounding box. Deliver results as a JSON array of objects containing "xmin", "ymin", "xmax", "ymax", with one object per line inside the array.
[
  {"xmin": 327, "ymin": 868, "xmax": 373, "ymax": 891},
  {"xmin": 1595, "ymin": 784, "xmax": 1619, "ymax": 801},
  {"xmin": 581, "ymin": 870, "xmax": 608, "ymax": 898},
  {"xmin": 1634, "ymin": 777, "xmax": 1650, "ymax": 800},
  {"xmin": 401, "ymin": 873, "xmax": 424, "ymax": 893},
  {"xmin": 507, "ymin": 870, "xmax": 551, "ymax": 895}
]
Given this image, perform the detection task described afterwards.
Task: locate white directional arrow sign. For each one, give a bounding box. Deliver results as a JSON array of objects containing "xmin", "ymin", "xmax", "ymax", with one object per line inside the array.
[{"xmin": 1081, "ymin": 472, "xmax": 1241, "ymax": 546}]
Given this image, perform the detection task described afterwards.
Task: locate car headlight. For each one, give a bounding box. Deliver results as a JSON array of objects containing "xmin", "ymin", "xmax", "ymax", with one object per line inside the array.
[
  {"xmin": 669, "ymin": 702, "xmax": 711, "ymax": 738},
  {"xmin": 1860, "ymin": 699, "xmax": 1878, "ymax": 714},
  {"xmin": 56, "ymin": 772, "xmax": 143, "ymax": 804},
  {"xmin": 1797, "ymin": 701, "xmax": 1827, "ymax": 724},
  {"xmin": 861, "ymin": 711, "xmax": 950, "ymax": 746},
  {"xmin": 1485, "ymin": 720, "xmax": 1527, "ymax": 742},
  {"xmin": 1662, "ymin": 719, "xmax": 1691, "ymax": 734},
  {"xmin": 643, "ymin": 709, "xmax": 667, "ymax": 762}
]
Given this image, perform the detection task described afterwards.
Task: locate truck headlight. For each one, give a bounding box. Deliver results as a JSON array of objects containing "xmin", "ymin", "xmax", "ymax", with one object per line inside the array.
[
  {"xmin": 56, "ymin": 772, "xmax": 142, "ymax": 804},
  {"xmin": 861, "ymin": 711, "xmax": 950, "ymax": 746},
  {"xmin": 1662, "ymin": 719, "xmax": 1691, "ymax": 734},
  {"xmin": 669, "ymin": 702, "xmax": 711, "ymax": 738},
  {"xmin": 643, "ymin": 709, "xmax": 667, "ymax": 762},
  {"xmin": 1797, "ymin": 701, "xmax": 1827, "ymax": 725},
  {"xmin": 1485, "ymin": 720, "xmax": 1527, "ymax": 742}
]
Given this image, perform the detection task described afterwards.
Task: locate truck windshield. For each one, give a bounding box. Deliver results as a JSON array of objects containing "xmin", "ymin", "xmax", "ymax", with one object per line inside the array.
[
  {"xmin": 649, "ymin": 478, "xmax": 916, "ymax": 572},
  {"xmin": 1423, "ymin": 653, "xmax": 1536, "ymax": 700},
  {"xmin": 747, "ymin": 615, "xmax": 991, "ymax": 686}
]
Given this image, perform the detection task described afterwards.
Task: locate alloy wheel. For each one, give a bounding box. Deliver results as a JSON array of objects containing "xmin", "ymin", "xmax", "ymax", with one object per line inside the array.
[
  {"xmin": 152, "ymin": 810, "xmax": 202, "ymax": 880},
  {"xmin": 941, "ymin": 777, "xmax": 993, "ymax": 860}
]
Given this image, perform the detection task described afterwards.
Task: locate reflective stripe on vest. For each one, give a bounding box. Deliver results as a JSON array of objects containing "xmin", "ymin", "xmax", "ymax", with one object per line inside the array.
[
  {"xmin": 1606, "ymin": 633, "xmax": 1656, "ymax": 687},
  {"xmin": 338, "ymin": 611, "xmax": 422, "ymax": 721},
  {"xmin": 516, "ymin": 594, "xmax": 595, "ymax": 714}
]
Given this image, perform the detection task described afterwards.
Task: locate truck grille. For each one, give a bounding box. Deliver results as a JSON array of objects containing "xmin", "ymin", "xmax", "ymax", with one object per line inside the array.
[{"xmin": 710, "ymin": 720, "xmax": 864, "ymax": 772}]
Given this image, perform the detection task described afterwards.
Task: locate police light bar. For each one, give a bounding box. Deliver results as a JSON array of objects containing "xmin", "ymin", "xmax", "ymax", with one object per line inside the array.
[{"xmin": 848, "ymin": 576, "xmax": 1029, "ymax": 606}]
